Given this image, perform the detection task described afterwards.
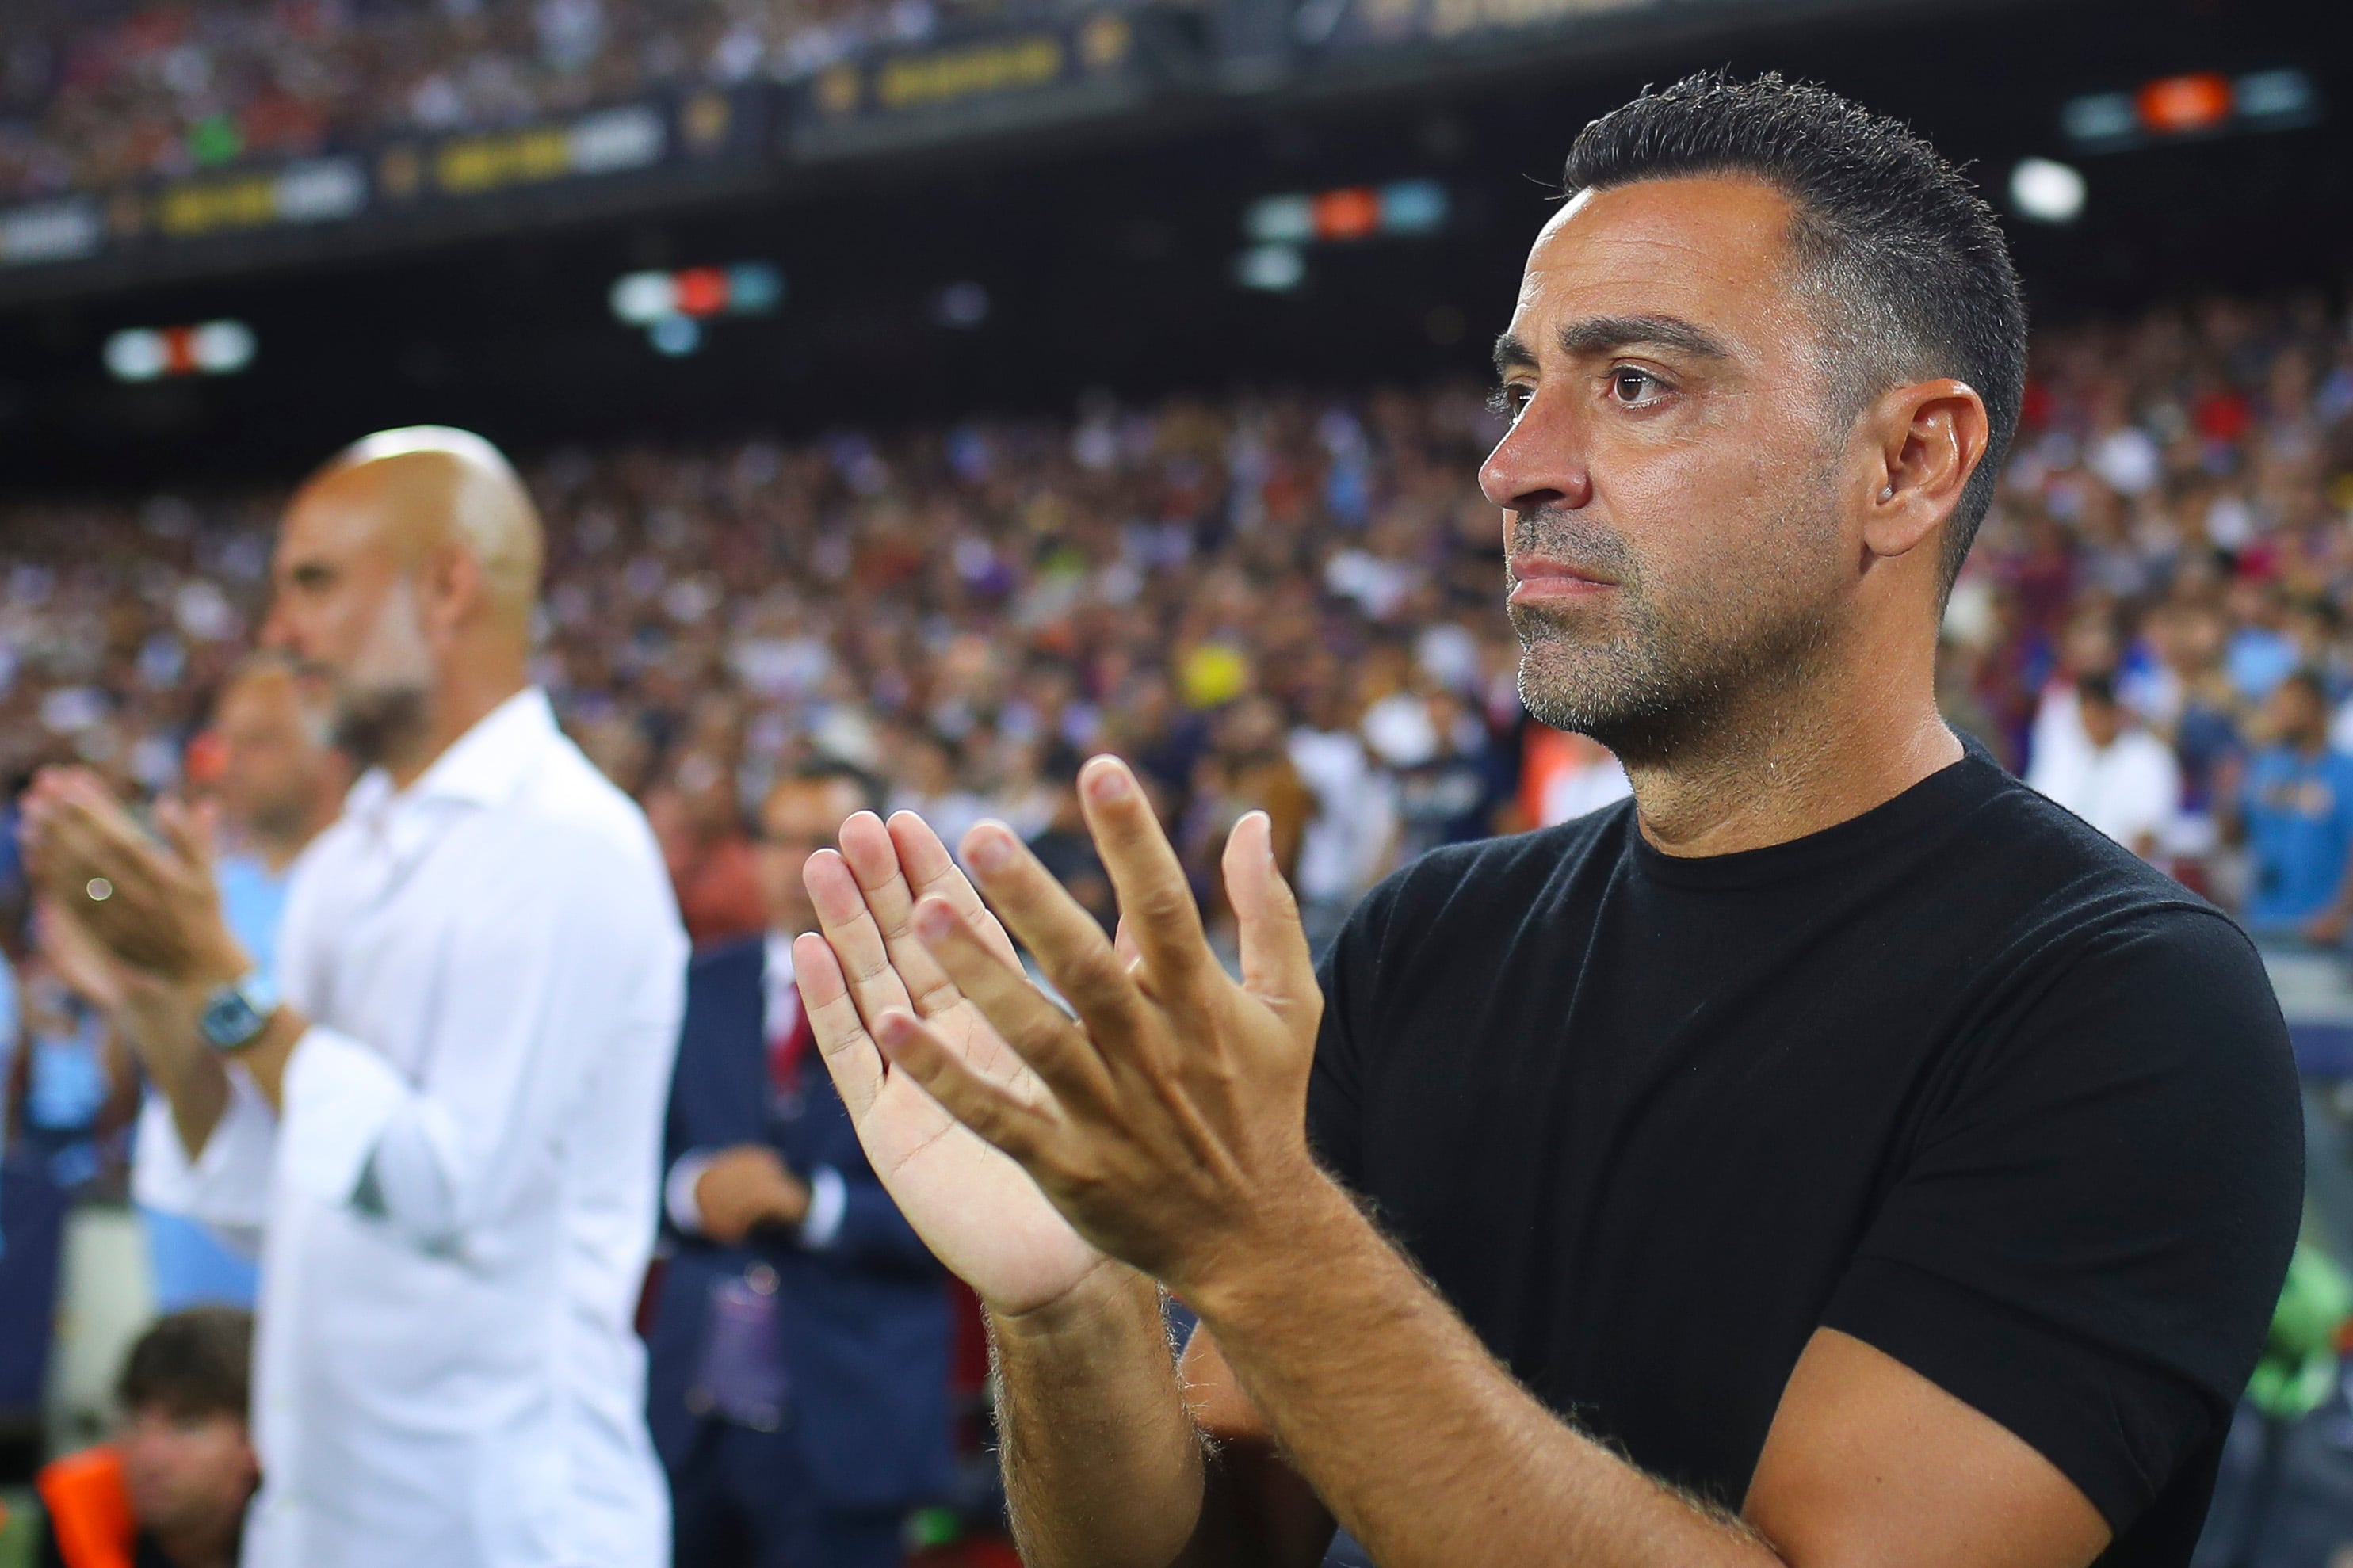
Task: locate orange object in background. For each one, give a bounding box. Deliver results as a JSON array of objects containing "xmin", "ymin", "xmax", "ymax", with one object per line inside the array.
[
  {"xmin": 673, "ymin": 267, "xmax": 730, "ymax": 317},
  {"xmin": 1312, "ymin": 186, "xmax": 1380, "ymax": 242},
  {"xmin": 35, "ymin": 1445, "xmax": 137, "ymax": 1568},
  {"xmin": 2137, "ymin": 73, "xmax": 2232, "ymax": 135}
]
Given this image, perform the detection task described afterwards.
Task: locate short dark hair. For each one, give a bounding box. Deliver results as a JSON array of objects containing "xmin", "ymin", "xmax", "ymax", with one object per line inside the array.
[
  {"xmin": 1563, "ymin": 71, "xmax": 2026, "ymax": 593},
  {"xmin": 785, "ymin": 758, "xmax": 884, "ymax": 816},
  {"xmin": 118, "ymin": 1307, "xmax": 253, "ymax": 1423}
]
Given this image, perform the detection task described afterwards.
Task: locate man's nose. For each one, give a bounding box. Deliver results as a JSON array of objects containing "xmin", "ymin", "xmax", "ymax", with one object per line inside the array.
[
  {"xmin": 258, "ymin": 601, "xmax": 295, "ymax": 652},
  {"xmin": 1480, "ymin": 394, "xmax": 1592, "ymax": 515}
]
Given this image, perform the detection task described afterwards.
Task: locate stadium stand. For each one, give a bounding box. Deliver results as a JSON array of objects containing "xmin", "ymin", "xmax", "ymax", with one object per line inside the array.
[
  {"xmin": 0, "ymin": 290, "xmax": 2345, "ymax": 959},
  {"xmin": 0, "ymin": 0, "xmax": 1086, "ymax": 200}
]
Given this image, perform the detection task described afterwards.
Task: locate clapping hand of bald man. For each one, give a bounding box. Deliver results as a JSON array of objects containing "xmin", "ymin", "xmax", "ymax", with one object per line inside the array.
[
  {"xmin": 18, "ymin": 767, "xmax": 293, "ymax": 1157},
  {"xmin": 19, "ymin": 769, "xmax": 249, "ymax": 991}
]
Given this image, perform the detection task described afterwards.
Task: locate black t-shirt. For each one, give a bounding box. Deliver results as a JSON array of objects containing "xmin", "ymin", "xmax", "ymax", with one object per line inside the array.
[{"xmin": 1308, "ymin": 746, "xmax": 2302, "ymax": 1565}]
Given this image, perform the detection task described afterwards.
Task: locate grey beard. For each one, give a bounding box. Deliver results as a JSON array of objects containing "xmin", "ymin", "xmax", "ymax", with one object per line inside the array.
[{"xmin": 330, "ymin": 685, "xmax": 430, "ymax": 769}]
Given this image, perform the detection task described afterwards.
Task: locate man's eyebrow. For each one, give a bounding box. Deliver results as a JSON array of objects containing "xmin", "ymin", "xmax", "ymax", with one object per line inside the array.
[
  {"xmin": 1492, "ymin": 332, "xmax": 1537, "ymax": 376},
  {"xmin": 1556, "ymin": 314, "xmax": 1729, "ymax": 362}
]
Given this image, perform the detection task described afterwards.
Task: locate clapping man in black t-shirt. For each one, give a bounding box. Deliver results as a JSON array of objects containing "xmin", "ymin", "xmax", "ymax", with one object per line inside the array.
[{"xmin": 789, "ymin": 74, "xmax": 2302, "ymax": 1568}]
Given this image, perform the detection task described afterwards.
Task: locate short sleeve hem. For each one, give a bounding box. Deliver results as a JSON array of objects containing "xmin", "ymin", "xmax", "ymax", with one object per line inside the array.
[{"xmin": 1822, "ymin": 1253, "xmax": 2215, "ymax": 1533}]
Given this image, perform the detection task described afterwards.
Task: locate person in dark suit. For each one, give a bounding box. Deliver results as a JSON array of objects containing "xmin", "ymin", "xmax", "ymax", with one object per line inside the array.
[{"xmin": 647, "ymin": 763, "xmax": 952, "ymax": 1568}]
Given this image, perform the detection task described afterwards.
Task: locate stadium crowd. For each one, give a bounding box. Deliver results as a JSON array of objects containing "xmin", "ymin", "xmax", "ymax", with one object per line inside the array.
[
  {"xmin": 0, "ymin": 280, "xmax": 2350, "ymax": 1558},
  {"xmin": 0, "ymin": 0, "xmax": 1102, "ymax": 202}
]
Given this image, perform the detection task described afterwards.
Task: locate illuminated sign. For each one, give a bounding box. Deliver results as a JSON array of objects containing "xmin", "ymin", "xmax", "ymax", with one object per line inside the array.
[
  {"xmin": 104, "ymin": 320, "xmax": 256, "ymax": 382},
  {"xmin": 426, "ymin": 105, "xmax": 666, "ymax": 197},
  {"xmin": 1236, "ymin": 179, "xmax": 1447, "ymax": 289},
  {"xmin": 2062, "ymin": 68, "xmax": 2320, "ymax": 151},
  {"xmin": 151, "ymin": 158, "xmax": 365, "ymax": 239},
  {"xmin": 791, "ymin": 10, "xmax": 1144, "ymax": 161},
  {"xmin": 610, "ymin": 262, "xmax": 784, "ymax": 354},
  {"xmin": 0, "ymin": 198, "xmax": 102, "ymax": 266},
  {"xmin": 877, "ymin": 36, "xmax": 1068, "ymax": 112},
  {"xmin": 1245, "ymin": 181, "xmax": 1448, "ymax": 244}
]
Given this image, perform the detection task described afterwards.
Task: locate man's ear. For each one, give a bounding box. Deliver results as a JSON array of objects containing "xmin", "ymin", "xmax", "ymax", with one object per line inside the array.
[
  {"xmin": 1861, "ymin": 378, "xmax": 1991, "ymax": 564},
  {"xmin": 419, "ymin": 541, "xmax": 483, "ymax": 639}
]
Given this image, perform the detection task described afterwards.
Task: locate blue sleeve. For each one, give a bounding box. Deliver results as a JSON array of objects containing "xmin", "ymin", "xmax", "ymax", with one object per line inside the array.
[{"xmin": 663, "ymin": 954, "xmax": 770, "ymax": 1229}]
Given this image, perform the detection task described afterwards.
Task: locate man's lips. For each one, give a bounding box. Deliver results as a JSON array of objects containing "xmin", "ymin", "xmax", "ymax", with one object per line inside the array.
[{"xmin": 1507, "ymin": 555, "xmax": 1619, "ymax": 605}]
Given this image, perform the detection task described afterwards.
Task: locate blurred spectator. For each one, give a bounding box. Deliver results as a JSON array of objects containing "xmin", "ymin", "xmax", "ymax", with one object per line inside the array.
[
  {"xmin": 647, "ymin": 763, "xmax": 951, "ymax": 1568},
  {"xmin": 2026, "ymin": 673, "xmax": 2183, "ymax": 861},
  {"xmin": 2, "ymin": 288, "xmax": 2353, "ymax": 986},
  {"xmin": 195, "ymin": 653, "xmax": 347, "ymax": 976},
  {"xmin": 1024, "ymin": 757, "xmax": 1116, "ymax": 934},
  {"xmin": 649, "ymin": 746, "xmax": 768, "ymax": 949},
  {"xmin": 0, "ymin": 0, "xmax": 1100, "ymax": 201},
  {"xmin": 32, "ymin": 1305, "xmax": 257, "ymax": 1568},
  {"xmin": 1518, "ymin": 725, "xmax": 1631, "ymax": 828},
  {"xmin": 128, "ymin": 653, "xmax": 346, "ymax": 1313},
  {"xmin": 2231, "ymin": 670, "xmax": 2353, "ymax": 943}
]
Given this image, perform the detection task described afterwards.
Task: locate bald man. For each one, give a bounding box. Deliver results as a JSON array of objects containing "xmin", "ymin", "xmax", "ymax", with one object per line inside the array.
[{"xmin": 22, "ymin": 428, "xmax": 689, "ymax": 1568}]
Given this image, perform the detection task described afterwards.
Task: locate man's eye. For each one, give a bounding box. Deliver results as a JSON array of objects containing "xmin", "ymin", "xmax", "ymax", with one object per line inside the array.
[
  {"xmin": 1609, "ymin": 368, "xmax": 1665, "ymax": 405},
  {"xmin": 1490, "ymin": 384, "xmax": 1534, "ymax": 421}
]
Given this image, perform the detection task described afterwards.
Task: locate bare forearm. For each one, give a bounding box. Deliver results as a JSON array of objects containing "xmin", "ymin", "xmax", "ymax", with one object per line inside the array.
[
  {"xmin": 993, "ymin": 1263, "xmax": 1228, "ymax": 1568},
  {"xmin": 117, "ymin": 989, "xmax": 231, "ymax": 1158},
  {"xmin": 117, "ymin": 992, "xmax": 304, "ymax": 1157},
  {"xmin": 1193, "ymin": 1178, "xmax": 1786, "ymax": 1568}
]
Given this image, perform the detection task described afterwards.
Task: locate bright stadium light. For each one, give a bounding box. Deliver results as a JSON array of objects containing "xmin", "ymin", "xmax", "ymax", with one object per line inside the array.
[
  {"xmin": 105, "ymin": 328, "xmax": 170, "ymax": 383},
  {"xmin": 104, "ymin": 320, "xmax": 255, "ymax": 382},
  {"xmin": 612, "ymin": 271, "xmax": 679, "ymax": 326},
  {"xmin": 649, "ymin": 315, "xmax": 702, "ymax": 356},
  {"xmin": 1245, "ymin": 194, "xmax": 1315, "ymax": 245},
  {"xmin": 727, "ymin": 263, "xmax": 785, "ymax": 315},
  {"xmin": 2009, "ymin": 158, "xmax": 2086, "ymax": 224},
  {"xmin": 1377, "ymin": 180, "xmax": 1448, "ymax": 235},
  {"xmin": 1235, "ymin": 244, "xmax": 1306, "ymax": 292},
  {"xmin": 190, "ymin": 319, "xmax": 256, "ymax": 374}
]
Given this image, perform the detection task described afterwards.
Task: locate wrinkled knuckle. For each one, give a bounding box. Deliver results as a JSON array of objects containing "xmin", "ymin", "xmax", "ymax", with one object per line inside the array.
[{"xmin": 1133, "ymin": 883, "xmax": 1195, "ymax": 927}]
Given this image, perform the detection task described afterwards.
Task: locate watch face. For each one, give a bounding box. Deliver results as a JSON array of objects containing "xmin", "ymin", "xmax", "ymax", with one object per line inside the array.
[{"xmin": 203, "ymin": 992, "xmax": 262, "ymax": 1051}]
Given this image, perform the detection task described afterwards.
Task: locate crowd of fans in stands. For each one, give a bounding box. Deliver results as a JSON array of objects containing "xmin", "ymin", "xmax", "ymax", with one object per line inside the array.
[
  {"xmin": 0, "ymin": 0, "xmax": 1086, "ymax": 201},
  {"xmin": 2, "ymin": 285, "xmax": 2353, "ymax": 1175}
]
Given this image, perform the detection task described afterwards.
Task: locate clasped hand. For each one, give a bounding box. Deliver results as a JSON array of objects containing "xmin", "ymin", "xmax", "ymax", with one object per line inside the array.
[
  {"xmin": 794, "ymin": 755, "xmax": 1327, "ymax": 1315},
  {"xmin": 17, "ymin": 768, "xmax": 246, "ymax": 991}
]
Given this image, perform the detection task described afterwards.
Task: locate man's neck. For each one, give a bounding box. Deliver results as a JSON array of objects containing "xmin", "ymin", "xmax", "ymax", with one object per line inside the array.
[
  {"xmin": 150, "ymin": 1516, "xmax": 240, "ymax": 1568},
  {"xmin": 384, "ymin": 673, "xmax": 528, "ymax": 792},
  {"xmin": 1623, "ymin": 631, "xmax": 1959, "ymax": 860},
  {"xmin": 248, "ymin": 829, "xmax": 309, "ymax": 877}
]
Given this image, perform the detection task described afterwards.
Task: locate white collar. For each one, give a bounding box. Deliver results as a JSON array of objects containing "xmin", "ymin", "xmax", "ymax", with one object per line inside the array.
[{"xmin": 344, "ymin": 688, "xmax": 557, "ymax": 824}]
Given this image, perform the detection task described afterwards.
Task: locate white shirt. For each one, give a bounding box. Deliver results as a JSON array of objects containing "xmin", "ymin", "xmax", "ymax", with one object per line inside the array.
[
  {"xmin": 143, "ymin": 689, "xmax": 687, "ymax": 1568},
  {"xmin": 2026, "ymin": 725, "xmax": 2183, "ymax": 858}
]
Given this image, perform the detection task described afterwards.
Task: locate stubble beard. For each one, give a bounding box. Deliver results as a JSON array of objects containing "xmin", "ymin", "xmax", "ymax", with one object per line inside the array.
[
  {"xmin": 326, "ymin": 578, "xmax": 435, "ymax": 771},
  {"xmin": 1507, "ymin": 491, "xmax": 1844, "ymax": 768}
]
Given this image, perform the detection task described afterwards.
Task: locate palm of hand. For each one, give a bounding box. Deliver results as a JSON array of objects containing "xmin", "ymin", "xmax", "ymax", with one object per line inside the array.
[
  {"xmin": 859, "ymin": 990, "xmax": 1110, "ymax": 1316},
  {"xmin": 798, "ymin": 811, "xmax": 1106, "ymax": 1319}
]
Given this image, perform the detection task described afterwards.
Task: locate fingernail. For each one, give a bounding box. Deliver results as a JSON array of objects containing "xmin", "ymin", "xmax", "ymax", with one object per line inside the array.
[
  {"xmin": 1087, "ymin": 759, "xmax": 1133, "ymax": 800},
  {"xmin": 966, "ymin": 830, "xmax": 1011, "ymax": 873},
  {"xmin": 914, "ymin": 901, "xmax": 956, "ymax": 940}
]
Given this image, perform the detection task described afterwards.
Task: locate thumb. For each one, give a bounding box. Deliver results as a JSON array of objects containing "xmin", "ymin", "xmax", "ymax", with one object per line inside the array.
[{"xmin": 1223, "ymin": 811, "xmax": 1316, "ymax": 1013}]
